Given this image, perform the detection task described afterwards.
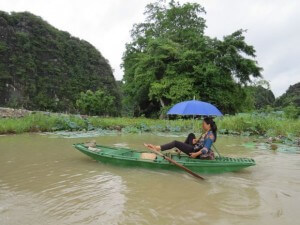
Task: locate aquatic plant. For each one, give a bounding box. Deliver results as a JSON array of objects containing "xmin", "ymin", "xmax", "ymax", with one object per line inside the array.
[{"xmin": 0, "ymin": 113, "xmax": 299, "ymax": 140}]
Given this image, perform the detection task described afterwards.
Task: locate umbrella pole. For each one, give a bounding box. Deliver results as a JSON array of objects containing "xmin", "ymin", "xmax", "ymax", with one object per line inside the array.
[
  {"xmin": 212, "ymin": 144, "xmax": 221, "ymax": 157},
  {"xmin": 192, "ymin": 115, "xmax": 194, "ymax": 132}
]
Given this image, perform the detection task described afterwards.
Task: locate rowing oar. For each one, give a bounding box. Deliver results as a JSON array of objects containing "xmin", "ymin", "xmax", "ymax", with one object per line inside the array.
[{"xmin": 144, "ymin": 144, "xmax": 204, "ymax": 180}]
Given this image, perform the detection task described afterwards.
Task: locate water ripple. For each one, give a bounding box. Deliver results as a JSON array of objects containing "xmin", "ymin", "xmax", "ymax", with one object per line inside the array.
[{"xmin": 40, "ymin": 173, "xmax": 127, "ymax": 224}]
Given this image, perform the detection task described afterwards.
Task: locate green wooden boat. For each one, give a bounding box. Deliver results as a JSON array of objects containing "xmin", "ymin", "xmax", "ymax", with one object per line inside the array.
[{"xmin": 73, "ymin": 143, "xmax": 255, "ymax": 174}]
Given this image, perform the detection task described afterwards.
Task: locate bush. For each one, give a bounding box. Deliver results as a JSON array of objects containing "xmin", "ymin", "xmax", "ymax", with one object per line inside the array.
[
  {"xmin": 76, "ymin": 89, "xmax": 118, "ymax": 116},
  {"xmin": 283, "ymin": 104, "xmax": 300, "ymax": 119}
]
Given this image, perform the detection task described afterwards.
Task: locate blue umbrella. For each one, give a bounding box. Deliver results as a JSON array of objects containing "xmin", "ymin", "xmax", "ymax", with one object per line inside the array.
[{"xmin": 167, "ymin": 100, "xmax": 223, "ymax": 116}]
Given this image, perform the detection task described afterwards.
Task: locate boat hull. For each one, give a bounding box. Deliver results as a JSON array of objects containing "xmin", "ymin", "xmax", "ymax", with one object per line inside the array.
[{"xmin": 73, "ymin": 144, "xmax": 255, "ymax": 174}]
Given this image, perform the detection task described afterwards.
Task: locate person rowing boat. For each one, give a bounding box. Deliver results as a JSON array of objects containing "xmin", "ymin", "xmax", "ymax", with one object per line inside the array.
[{"xmin": 145, "ymin": 117, "xmax": 217, "ymax": 160}]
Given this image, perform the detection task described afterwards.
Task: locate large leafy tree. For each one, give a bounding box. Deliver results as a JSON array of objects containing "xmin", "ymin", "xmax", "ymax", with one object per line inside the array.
[{"xmin": 122, "ymin": 0, "xmax": 262, "ymax": 117}]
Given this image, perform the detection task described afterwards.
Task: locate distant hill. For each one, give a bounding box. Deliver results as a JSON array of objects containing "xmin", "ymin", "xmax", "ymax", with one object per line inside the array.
[
  {"xmin": 247, "ymin": 85, "xmax": 275, "ymax": 109},
  {"xmin": 275, "ymin": 82, "xmax": 300, "ymax": 107},
  {"xmin": 0, "ymin": 11, "xmax": 120, "ymax": 112}
]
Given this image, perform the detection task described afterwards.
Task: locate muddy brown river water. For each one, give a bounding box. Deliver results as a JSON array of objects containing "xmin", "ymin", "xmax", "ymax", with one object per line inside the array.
[{"xmin": 0, "ymin": 132, "xmax": 299, "ymax": 225}]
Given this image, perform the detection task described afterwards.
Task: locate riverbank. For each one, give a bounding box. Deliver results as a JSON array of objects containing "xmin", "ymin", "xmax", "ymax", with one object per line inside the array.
[
  {"xmin": 0, "ymin": 111, "xmax": 299, "ymax": 145},
  {"xmin": 0, "ymin": 107, "xmax": 32, "ymax": 118}
]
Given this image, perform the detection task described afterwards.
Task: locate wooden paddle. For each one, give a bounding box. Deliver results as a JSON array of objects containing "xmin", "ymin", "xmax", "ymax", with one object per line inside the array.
[{"xmin": 144, "ymin": 144, "xmax": 204, "ymax": 180}]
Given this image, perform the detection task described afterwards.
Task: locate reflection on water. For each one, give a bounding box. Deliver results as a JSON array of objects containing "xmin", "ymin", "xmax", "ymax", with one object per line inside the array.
[{"xmin": 0, "ymin": 133, "xmax": 299, "ymax": 225}]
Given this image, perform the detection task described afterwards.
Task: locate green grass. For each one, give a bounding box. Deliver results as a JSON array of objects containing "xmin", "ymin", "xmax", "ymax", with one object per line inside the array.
[
  {"xmin": 0, "ymin": 113, "xmax": 299, "ymax": 139},
  {"xmin": 0, "ymin": 113, "xmax": 85, "ymax": 134},
  {"xmin": 215, "ymin": 114, "xmax": 300, "ymax": 137}
]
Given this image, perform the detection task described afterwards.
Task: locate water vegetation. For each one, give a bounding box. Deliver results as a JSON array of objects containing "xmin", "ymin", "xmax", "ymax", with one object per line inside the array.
[{"xmin": 0, "ymin": 113, "xmax": 299, "ymax": 144}]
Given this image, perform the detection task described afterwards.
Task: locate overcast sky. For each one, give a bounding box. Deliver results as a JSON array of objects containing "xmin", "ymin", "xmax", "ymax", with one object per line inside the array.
[{"xmin": 1, "ymin": 0, "xmax": 299, "ymax": 97}]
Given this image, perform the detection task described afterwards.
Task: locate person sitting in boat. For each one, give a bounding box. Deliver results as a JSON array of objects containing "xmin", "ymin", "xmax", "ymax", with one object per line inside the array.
[{"xmin": 144, "ymin": 117, "xmax": 217, "ymax": 160}]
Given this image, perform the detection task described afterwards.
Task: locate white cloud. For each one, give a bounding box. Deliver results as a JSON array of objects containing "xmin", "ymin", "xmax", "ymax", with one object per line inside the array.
[{"xmin": 0, "ymin": 0, "xmax": 299, "ymax": 97}]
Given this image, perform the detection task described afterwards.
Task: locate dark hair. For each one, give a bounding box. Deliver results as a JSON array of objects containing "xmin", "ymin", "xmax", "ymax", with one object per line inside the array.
[{"xmin": 203, "ymin": 117, "xmax": 217, "ymax": 142}]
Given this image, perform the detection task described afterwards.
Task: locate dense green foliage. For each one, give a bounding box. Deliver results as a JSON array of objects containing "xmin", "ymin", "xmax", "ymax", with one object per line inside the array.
[
  {"xmin": 243, "ymin": 81, "xmax": 299, "ymax": 117},
  {"xmin": 0, "ymin": 11, "xmax": 120, "ymax": 112},
  {"xmin": 252, "ymin": 86, "xmax": 275, "ymax": 109},
  {"xmin": 215, "ymin": 113, "xmax": 299, "ymax": 137},
  {"xmin": 122, "ymin": 1, "xmax": 262, "ymax": 117},
  {"xmin": 76, "ymin": 89, "xmax": 117, "ymax": 116},
  {"xmin": 283, "ymin": 104, "xmax": 300, "ymax": 119},
  {"xmin": 275, "ymin": 82, "xmax": 300, "ymax": 108},
  {"xmin": 245, "ymin": 80, "xmax": 275, "ymax": 109}
]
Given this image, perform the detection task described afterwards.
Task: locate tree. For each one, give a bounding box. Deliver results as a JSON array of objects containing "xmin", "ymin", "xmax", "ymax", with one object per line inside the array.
[
  {"xmin": 76, "ymin": 89, "xmax": 117, "ymax": 116},
  {"xmin": 122, "ymin": 0, "xmax": 262, "ymax": 117},
  {"xmin": 245, "ymin": 80, "xmax": 275, "ymax": 110},
  {"xmin": 275, "ymin": 82, "xmax": 300, "ymax": 108}
]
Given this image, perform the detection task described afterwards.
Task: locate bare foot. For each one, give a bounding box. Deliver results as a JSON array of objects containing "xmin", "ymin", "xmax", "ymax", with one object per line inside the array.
[{"xmin": 144, "ymin": 143, "xmax": 161, "ymax": 151}]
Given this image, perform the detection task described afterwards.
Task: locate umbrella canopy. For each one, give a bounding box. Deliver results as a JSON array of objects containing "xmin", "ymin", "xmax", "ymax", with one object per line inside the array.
[{"xmin": 167, "ymin": 100, "xmax": 223, "ymax": 116}]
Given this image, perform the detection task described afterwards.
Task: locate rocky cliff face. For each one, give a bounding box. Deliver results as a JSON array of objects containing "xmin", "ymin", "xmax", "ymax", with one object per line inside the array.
[{"xmin": 0, "ymin": 11, "xmax": 120, "ymax": 112}]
